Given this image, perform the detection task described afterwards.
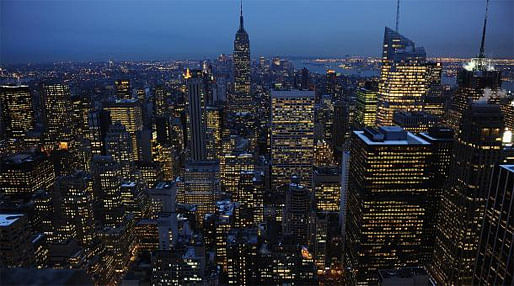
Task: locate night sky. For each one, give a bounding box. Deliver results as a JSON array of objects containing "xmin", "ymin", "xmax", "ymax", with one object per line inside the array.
[{"xmin": 1, "ymin": 0, "xmax": 513, "ymax": 64}]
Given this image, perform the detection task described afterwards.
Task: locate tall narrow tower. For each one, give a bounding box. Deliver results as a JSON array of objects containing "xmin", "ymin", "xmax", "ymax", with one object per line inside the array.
[
  {"xmin": 446, "ymin": 0, "xmax": 501, "ymax": 132},
  {"xmin": 233, "ymin": 0, "xmax": 251, "ymax": 111},
  {"xmin": 186, "ymin": 69, "xmax": 207, "ymax": 161}
]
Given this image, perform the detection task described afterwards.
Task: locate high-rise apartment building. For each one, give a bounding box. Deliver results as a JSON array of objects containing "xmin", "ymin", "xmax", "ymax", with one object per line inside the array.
[
  {"xmin": 271, "ymin": 90, "xmax": 315, "ymax": 189},
  {"xmin": 345, "ymin": 126, "xmax": 433, "ymax": 285}
]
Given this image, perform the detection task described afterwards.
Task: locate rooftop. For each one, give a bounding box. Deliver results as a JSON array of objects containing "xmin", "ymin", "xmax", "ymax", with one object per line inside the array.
[
  {"xmin": 121, "ymin": 181, "xmax": 137, "ymax": 188},
  {"xmin": 356, "ymin": 126, "xmax": 430, "ymax": 145},
  {"xmin": 1, "ymin": 85, "xmax": 29, "ymax": 88},
  {"xmin": 2, "ymin": 152, "xmax": 46, "ymax": 166},
  {"xmin": 419, "ymin": 127, "xmax": 455, "ymax": 141},
  {"xmin": 271, "ymin": 89, "xmax": 315, "ymax": 98},
  {"xmin": 0, "ymin": 214, "xmax": 24, "ymax": 227},
  {"xmin": 0, "ymin": 268, "xmax": 93, "ymax": 286},
  {"xmin": 500, "ymin": 165, "xmax": 514, "ymax": 173},
  {"xmin": 378, "ymin": 267, "xmax": 435, "ymax": 286},
  {"xmin": 154, "ymin": 181, "xmax": 175, "ymax": 190}
]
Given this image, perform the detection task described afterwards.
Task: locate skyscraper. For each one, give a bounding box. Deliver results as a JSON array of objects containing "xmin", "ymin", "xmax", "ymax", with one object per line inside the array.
[
  {"xmin": 271, "ymin": 90, "xmax": 315, "ymax": 189},
  {"xmin": 446, "ymin": 0, "xmax": 502, "ymax": 133},
  {"xmin": 233, "ymin": 1, "xmax": 251, "ymax": 111},
  {"xmin": 54, "ymin": 171, "xmax": 96, "ymax": 247},
  {"xmin": 42, "ymin": 83, "xmax": 74, "ymax": 147},
  {"xmin": 392, "ymin": 111, "xmax": 439, "ymax": 134},
  {"xmin": 473, "ymin": 165, "xmax": 513, "ymax": 286},
  {"xmin": 205, "ymin": 106, "xmax": 222, "ymax": 160},
  {"xmin": 313, "ymin": 166, "xmax": 341, "ymax": 213},
  {"xmin": 418, "ymin": 127, "xmax": 454, "ymax": 263},
  {"xmin": 236, "ymin": 170, "xmax": 264, "ymax": 227},
  {"xmin": 185, "ymin": 69, "xmax": 207, "ymax": 161},
  {"xmin": 344, "ymin": 126, "xmax": 433, "ymax": 285},
  {"xmin": 315, "ymin": 95, "xmax": 334, "ymax": 144},
  {"xmin": 354, "ymin": 87, "xmax": 377, "ymax": 129},
  {"xmin": 153, "ymin": 85, "xmax": 168, "ymax": 117},
  {"xmin": 376, "ymin": 27, "xmax": 440, "ymax": 126},
  {"xmin": 91, "ymin": 155, "xmax": 125, "ymax": 228},
  {"xmin": 0, "ymin": 152, "xmax": 55, "ymax": 200},
  {"xmin": 104, "ymin": 122, "xmax": 134, "ymax": 179},
  {"xmin": 0, "ymin": 85, "xmax": 34, "ymax": 140},
  {"xmin": 220, "ymin": 136, "xmax": 254, "ymax": 198},
  {"xmin": 104, "ymin": 99, "xmax": 143, "ymax": 161},
  {"xmin": 180, "ymin": 160, "xmax": 220, "ymax": 226},
  {"xmin": 447, "ymin": 58, "xmax": 502, "ymax": 132},
  {"xmin": 431, "ymin": 104, "xmax": 504, "ymax": 285},
  {"xmin": 283, "ymin": 176, "xmax": 312, "ymax": 246},
  {"xmin": 0, "ymin": 214, "xmax": 36, "ymax": 268},
  {"xmin": 87, "ymin": 109, "xmax": 111, "ymax": 156}
]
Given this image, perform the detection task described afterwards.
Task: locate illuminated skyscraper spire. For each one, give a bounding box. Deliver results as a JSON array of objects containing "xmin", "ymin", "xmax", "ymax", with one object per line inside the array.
[{"xmin": 479, "ymin": 0, "xmax": 490, "ymax": 58}]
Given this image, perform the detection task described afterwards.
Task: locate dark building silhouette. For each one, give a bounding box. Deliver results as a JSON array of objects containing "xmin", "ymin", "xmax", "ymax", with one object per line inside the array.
[
  {"xmin": 0, "ymin": 85, "xmax": 34, "ymax": 140},
  {"xmin": 186, "ymin": 69, "xmax": 208, "ymax": 161},
  {"xmin": 431, "ymin": 104, "xmax": 504, "ymax": 285},
  {"xmin": 473, "ymin": 165, "xmax": 513, "ymax": 286}
]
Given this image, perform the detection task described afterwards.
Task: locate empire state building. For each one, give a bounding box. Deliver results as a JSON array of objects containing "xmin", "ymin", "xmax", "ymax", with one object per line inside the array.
[{"xmin": 233, "ymin": 1, "xmax": 251, "ymax": 101}]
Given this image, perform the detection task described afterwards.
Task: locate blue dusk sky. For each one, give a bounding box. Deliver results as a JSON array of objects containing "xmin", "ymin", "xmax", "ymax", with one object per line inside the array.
[{"xmin": 1, "ymin": 0, "xmax": 513, "ymax": 64}]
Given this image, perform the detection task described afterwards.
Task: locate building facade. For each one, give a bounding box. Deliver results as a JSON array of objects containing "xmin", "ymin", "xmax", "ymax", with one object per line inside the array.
[
  {"xmin": 345, "ymin": 126, "xmax": 433, "ymax": 285},
  {"xmin": 271, "ymin": 90, "xmax": 315, "ymax": 189}
]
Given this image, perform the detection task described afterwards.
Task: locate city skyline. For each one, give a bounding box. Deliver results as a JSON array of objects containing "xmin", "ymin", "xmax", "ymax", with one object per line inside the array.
[
  {"xmin": 1, "ymin": 0, "xmax": 513, "ymax": 64},
  {"xmin": 0, "ymin": 0, "xmax": 513, "ymax": 285}
]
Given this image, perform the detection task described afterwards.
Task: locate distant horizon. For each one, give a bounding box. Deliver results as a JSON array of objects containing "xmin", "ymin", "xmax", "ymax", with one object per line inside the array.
[
  {"xmin": 1, "ymin": 1, "xmax": 513, "ymax": 64},
  {"xmin": 2, "ymin": 54, "xmax": 514, "ymax": 66}
]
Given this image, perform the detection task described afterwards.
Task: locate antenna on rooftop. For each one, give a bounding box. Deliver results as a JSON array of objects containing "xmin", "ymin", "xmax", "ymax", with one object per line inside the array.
[
  {"xmin": 479, "ymin": 0, "xmax": 490, "ymax": 58},
  {"xmin": 395, "ymin": 0, "xmax": 400, "ymax": 32}
]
